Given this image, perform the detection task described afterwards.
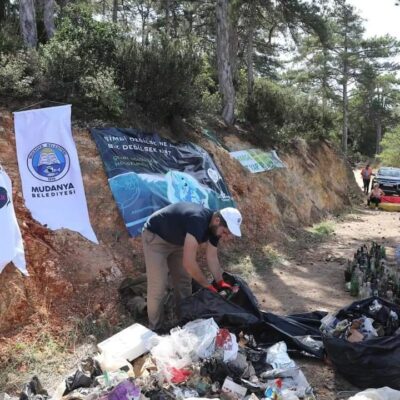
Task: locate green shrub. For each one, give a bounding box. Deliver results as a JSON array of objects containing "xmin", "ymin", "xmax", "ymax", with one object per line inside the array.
[
  {"xmin": 40, "ymin": 2, "xmax": 121, "ymax": 110},
  {"xmin": 195, "ymin": 57, "xmax": 221, "ymax": 114},
  {"xmin": 0, "ymin": 50, "xmax": 41, "ymax": 97},
  {"xmin": 379, "ymin": 127, "xmax": 400, "ymax": 167},
  {"xmin": 0, "ymin": 21, "xmax": 23, "ymax": 54},
  {"xmin": 116, "ymin": 37, "xmax": 203, "ymax": 121},
  {"xmin": 79, "ymin": 68, "xmax": 123, "ymax": 116},
  {"xmin": 311, "ymin": 221, "xmax": 335, "ymax": 237},
  {"xmin": 244, "ymin": 78, "xmax": 334, "ymax": 145},
  {"xmin": 41, "ymin": 38, "xmax": 83, "ymax": 96}
]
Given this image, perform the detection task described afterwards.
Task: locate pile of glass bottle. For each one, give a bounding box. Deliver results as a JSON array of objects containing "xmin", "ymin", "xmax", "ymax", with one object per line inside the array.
[{"xmin": 345, "ymin": 242, "xmax": 399, "ymax": 302}]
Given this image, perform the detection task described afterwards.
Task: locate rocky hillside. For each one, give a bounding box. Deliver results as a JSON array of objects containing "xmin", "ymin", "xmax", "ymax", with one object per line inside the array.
[{"xmin": 0, "ymin": 109, "xmax": 360, "ymax": 334}]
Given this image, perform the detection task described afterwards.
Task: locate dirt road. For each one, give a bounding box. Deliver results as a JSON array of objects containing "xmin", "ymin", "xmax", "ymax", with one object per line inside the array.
[{"xmin": 246, "ymin": 171, "xmax": 400, "ymax": 399}]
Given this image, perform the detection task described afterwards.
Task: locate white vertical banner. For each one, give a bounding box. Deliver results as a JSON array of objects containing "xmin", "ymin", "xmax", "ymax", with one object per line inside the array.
[
  {"xmin": 0, "ymin": 167, "xmax": 27, "ymax": 274},
  {"xmin": 14, "ymin": 105, "xmax": 98, "ymax": 243}
]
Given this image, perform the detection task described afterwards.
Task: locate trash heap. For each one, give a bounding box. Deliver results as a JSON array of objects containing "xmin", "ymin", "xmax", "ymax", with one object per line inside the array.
[
  {"xmin": 322, "ymin": 297, "xmax": 400, "ymax": 389},
  {"xmin": 321, "ymin": 299, "xmax": 399, "ymax": 343},
  {"xmin": 18, "ymin": 318, "xmax": 316, "ymax": 400},
  {"xmin": 344, "ymin": 242, "xmax": 400, "ymax": 302}
]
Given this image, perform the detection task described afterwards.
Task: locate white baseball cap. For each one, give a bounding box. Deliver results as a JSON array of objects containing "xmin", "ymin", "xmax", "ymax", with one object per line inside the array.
[{"xmin": 220, "ymin": 207, "xmax": 242, "ymax": 237}]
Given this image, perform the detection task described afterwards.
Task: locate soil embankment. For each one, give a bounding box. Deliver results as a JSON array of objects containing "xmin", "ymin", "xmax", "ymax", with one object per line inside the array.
[{"xmin": 0, "ymin": 110, "xmax": 360, "ymax": 334}]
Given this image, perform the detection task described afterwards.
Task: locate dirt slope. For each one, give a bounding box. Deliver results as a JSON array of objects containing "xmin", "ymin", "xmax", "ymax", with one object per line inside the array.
[{"xmin": 0, "ymin": 109, "xmax": 360, "ymax": 335}]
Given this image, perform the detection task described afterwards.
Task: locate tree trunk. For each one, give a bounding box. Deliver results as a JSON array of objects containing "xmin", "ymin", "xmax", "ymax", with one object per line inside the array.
[
  {"xmin": 0, "ymin": 0, "xmax": 6, "ymax": 21},
  {"xmin": 246, "ymin": 2, "xmax": 256, "ymax": 99},
  {"xmin": 342, "ymin": 71, "xmax": 348, "ymax": 154},
  {"xmin": 229, "ymin": 13, "xmax": 239, "ymax": 85},
  {"xmin": 112, "ymin": 0, "xmax": 118, "ymax": 22},
  {"xmin": 19, "ymin": 0, "xmax": 38, "ymax": 48},
  {"xmin": 165, "ymin": 0, "xmax": 170, "ymax": 36},
  {"xmin": 43, "ymin": 0, "xmax": 55, "ymax": 39},
  {"xmin": 216, "ymin": 0, "xmax": 235, "ymax": 125},
  {"xmin": 341, "ymin": 28, "xmax": 349, "ymax": 154},
  {"xmin": 376, "ymin": 119, "xmax": 382, "ymax": 154}
]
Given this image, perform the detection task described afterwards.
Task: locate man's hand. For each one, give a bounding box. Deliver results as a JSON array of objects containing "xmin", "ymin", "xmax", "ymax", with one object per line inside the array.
[{"xmin": 206, "ymin": 284, "xmax": 218, "ymax": 293}]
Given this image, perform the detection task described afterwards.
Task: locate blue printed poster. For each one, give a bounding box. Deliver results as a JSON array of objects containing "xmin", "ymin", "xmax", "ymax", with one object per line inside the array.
[{"xmin": 91, "ymin": 128, "xmax": 234, "ymax": 237}]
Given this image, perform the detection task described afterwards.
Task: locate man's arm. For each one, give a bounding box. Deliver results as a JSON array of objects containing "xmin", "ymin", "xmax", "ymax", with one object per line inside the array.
[
  {"xmin": 206, "ymin": 242, "xmax": 223, "ymax": 282},
  {"xmin": 182, "ymin": 233, "xmax": 210, "ymax": 287}
]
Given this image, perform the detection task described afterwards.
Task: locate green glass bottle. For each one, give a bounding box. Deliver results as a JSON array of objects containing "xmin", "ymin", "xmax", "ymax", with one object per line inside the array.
[{"xmin": 350, "ymin": 270, "xmax": 359, "ymax": 297}]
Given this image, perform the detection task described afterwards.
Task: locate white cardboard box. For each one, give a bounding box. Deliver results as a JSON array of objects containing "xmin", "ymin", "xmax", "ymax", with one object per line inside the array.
[{"xmin": 98, "ymin": 323, "xmax": 157, "ymax": 363}]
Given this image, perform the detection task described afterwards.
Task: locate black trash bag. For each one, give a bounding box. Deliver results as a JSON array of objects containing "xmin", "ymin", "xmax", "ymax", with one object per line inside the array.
[
  {"xmin": 180, "ymin": 272, "xmax": 262, "ymax": 331},
  {"xmin": 64, "ymin": 371, "xmax": 93, "ymax": 395},
  {"xmin": 323, "ymin": 297, "xmax": 400, "ymax": 389},
  {"xmin": 250, "ymin": 312, "xmax": 326, "ymax": 359},
  {"xmin": 19, "ymin": 376, "xmax": 49, "ymax": 400},
  {"xmin": 180, "ymin": 272, "xmax": 326, "ymax": 358},
  {"xmin": 63, "ymin": 357, "xmax": 102, "ymax": 395}
]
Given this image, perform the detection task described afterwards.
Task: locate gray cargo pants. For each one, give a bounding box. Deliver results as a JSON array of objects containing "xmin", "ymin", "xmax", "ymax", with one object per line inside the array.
[{"xmin": 142, "ymin": 229, "xmax": 192, "ymax": 330}]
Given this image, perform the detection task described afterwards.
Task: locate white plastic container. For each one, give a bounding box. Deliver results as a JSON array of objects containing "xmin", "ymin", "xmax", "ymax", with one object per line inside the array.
[{"xmin": 98, "ymin": 323, "xmax": 157, "ymax": 367}]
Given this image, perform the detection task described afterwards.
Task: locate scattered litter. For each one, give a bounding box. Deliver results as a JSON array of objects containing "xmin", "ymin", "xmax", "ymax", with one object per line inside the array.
[
  {"xmin": 221, "ymin": 377, "xmax": 247, "ymax": 399},
  {"xmin": 348, "ymin": 387, "xmax": 400, "ymax": 400},
  {"xmin": 17, "ymin": 275, "xmax": 320, "ymax": 400},
  {"xmin": 19, "ymin": 376, "xmax": 49, "ymax": 400}
]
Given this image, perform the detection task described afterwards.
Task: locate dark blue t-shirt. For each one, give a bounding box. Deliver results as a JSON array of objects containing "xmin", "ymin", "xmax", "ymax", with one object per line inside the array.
[{"xmin": 144, "ymin": 202, "xmax": 219, "ymax": 247}]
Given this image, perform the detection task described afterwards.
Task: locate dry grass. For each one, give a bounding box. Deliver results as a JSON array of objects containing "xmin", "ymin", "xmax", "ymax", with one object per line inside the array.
[{"xmin": 309, "ymin": 221, "xmax": 335, "ymax": 238}]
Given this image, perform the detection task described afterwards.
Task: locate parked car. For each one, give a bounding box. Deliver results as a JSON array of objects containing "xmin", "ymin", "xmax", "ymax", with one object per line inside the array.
[{"xmin": 372, "ymin": 167, "xmax": 400, "ymax": 195}]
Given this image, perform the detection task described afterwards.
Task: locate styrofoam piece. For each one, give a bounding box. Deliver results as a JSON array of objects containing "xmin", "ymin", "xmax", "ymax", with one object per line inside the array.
[{"xmin": 98, "ymin": 323, "xmax": 157, "ymax": 364}]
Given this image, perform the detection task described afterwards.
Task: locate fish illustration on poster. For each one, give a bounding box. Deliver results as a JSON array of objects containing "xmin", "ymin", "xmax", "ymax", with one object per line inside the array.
[{"xmin": 91, "ymin": 128, "xmax": 234, "ymax": 237}]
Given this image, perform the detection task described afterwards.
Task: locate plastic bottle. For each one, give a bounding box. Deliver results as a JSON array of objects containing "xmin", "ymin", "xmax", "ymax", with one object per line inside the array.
[{"xmin": 264, "ymin": 378, "xmax": 283, "ymax": 400}]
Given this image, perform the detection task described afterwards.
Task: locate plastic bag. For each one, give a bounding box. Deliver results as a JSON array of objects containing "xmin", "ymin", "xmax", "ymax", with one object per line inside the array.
[
  {"xmin": 293, "ymin": 336, "xmax": 323, "ymax": 353},
  {"xmin": 215, "ymin": 329, "xmax": 239, "ymax": 362},
  {"xmin": 180, "ymin": 318, "xmax": 219, "ymax": 359},
  {"xmin": 348, "ymin": 387, "xmax": 400, "ymax": 400},
  {"xmin": 266, "ymin": 342, "xmax": 296, "ymax": 370},
  {"xmin": 107, "ymin": 380, "xmax": 140, "ymax": 400},
  {"xmin": 19, "ymin": 376, "xmax": 49, "ymax": 400},
  {"xmin": 149, "ymin": 327, "xmax": 199, "ymax": 381},
  {"xmin": 149, "ymin": 318, "xmax": 221, "ymax": 381}
]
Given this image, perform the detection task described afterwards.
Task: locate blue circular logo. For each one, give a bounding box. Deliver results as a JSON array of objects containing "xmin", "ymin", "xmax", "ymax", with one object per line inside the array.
[
  {"xmin": 0, "ymin": 186, "xmax": 8, "ymax": 209},
  {"xmin": 27, "ymin": 143, "xmax": 70, "ymax": 182}
]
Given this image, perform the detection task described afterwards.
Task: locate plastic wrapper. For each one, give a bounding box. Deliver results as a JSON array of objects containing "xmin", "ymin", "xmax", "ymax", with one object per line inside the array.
[{"xmin": 266, "ymin": 342, "xmax": 296, "ymax": 370}]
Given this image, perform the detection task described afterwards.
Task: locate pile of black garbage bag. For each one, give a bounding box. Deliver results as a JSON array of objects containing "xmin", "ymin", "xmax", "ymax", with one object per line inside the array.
[
  {"xmin": 179, "ymin": 273, "xmax": 400, "ymax": 390},
  {"xmin": 180, "ymin": 273, "xmax": 326, "ymax": 359},
  {"xmin": 322, "ymin": 297, "xmax": 400, "ymax": 389}
]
